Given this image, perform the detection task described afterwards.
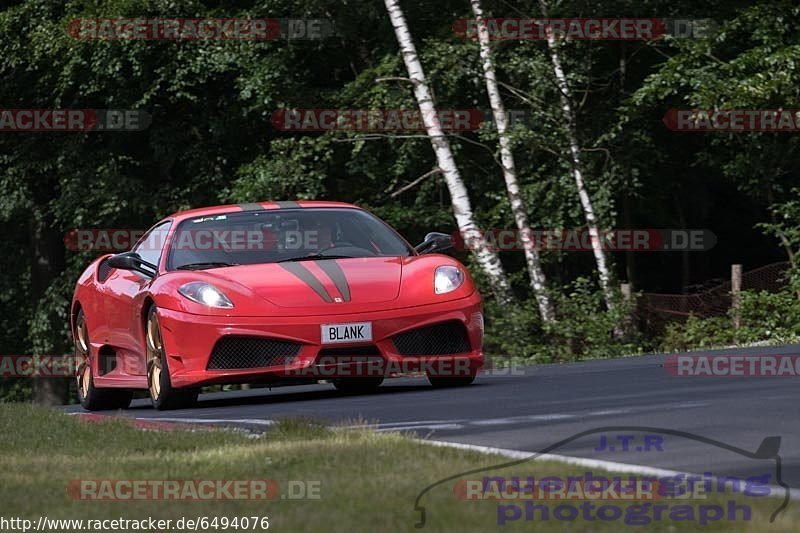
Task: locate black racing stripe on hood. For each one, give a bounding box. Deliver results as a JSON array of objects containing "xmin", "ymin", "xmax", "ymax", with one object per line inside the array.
[
  {"xmin": 316, "ymin": 260, "xmax": 351, "ymax": 302},
  {"xmin": 279, "ymin": 262, "xmax": 333, "ymax": 303},
  {"xmin": 275, "ymin": 201, "xmax": 301, "ymax": 208}
]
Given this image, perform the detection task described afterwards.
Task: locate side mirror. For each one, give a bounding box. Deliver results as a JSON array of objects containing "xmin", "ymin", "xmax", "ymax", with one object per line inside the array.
[
  {"xmin": 107, "ymin": 252, "xmax": 157, "ymax": 277},
  {"xmin": 415, "ymin": 232, "xmax": 454, "ymax": 255}
]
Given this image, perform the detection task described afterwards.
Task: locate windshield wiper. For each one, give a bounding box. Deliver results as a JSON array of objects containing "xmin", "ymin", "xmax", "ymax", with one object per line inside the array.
[
  {"xmin": 176, "ymin": 262, "xmax": 239, "ymax": 270},
  {"xmin": 277, "ymin": 253, "xmax": 356, "ymax": 263}
]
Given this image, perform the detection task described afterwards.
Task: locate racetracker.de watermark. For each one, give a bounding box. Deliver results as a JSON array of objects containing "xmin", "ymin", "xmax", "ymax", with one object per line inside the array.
[
  {"xmin": 664, "ymin": 109, "xmax": 800, "ymax": 132},
  {"xmin": 271, "ymin": 108, "xmax": 535, "ymax": 132},
  {"xmin": 285, "ymin": 357, "xmax": 481, "ymax": 379},
  {"xmin": 665, "ymin": 355, "xmax": 800, "ymax": 377},
  {"xmin": 454, "ymin": 476, "xmax": 670, "ymax": 502},
  {"xmin": 67, "ymin": 18, "xmax": 335, "ymax": 40},
  {"xmin": 65, "ymin": 228, "xmax": 319, "ymax": 252},
  {"xmin": 0, "ymin": 355, "xmax": 76, "ymax": 377},
  {"xmin": 67, "ymin": 479, "xmax": 320, "ymax": 500},
  {"xmin": 0, "ymin": 109, "xmax": 150, "ymax": 132},
  {"xmin": 454, "ymin": 229, "xmax": 716, "ymax": 252},
  {"xmin": 453, "ymin": 18, "xmax": 715, "ymax": 40}
]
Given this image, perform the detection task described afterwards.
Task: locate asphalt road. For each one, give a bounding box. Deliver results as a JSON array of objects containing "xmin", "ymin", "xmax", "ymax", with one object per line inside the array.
[{"xmin": 65, "ymin": 344, "xmax": 800, "ymax": 491}]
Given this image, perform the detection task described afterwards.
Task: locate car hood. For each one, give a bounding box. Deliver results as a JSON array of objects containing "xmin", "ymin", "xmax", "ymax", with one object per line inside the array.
[{"xmin": 211, "ymin": 257, "xmax": 403, "ymax": 307}]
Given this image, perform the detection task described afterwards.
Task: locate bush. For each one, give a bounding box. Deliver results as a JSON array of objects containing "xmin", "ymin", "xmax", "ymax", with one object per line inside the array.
[
  {"xmin": 660, "ymin": 289, "xmax": 800, "ymax": 352},
  {"xmin": 484, "ymin": 278, "xmax": 645, "ymax": 364},
  {"xmin": 660, "ymin": 315, "xmax": 735, "ymax": 352},
  {"xmin": 482, "ymin": 298, "xmax": 545, "ymax": 363},
  {"xmin": 545, "ymin": 278, "xmax": 643, "ymax": 361}
]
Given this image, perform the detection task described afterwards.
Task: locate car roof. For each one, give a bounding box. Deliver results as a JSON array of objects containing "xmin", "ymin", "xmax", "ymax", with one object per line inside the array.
[{"xmin": 165, "ymin": 201, "xmax": 360, "ymax": 222}]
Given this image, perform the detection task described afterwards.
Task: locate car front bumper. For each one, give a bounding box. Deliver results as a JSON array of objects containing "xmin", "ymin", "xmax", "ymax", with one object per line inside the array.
[{"xmin": 157, "ymin": 293, "xmax": 483, "ymax": 388}]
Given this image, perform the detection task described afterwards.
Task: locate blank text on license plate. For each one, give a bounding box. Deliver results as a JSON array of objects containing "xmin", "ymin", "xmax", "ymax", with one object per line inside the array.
[{"xmin": 321, "ymin": 322, "xmax": 373, "ymax": 344}]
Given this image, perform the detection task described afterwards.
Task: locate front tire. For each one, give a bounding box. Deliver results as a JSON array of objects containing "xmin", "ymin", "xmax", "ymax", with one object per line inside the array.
[
  {"xmin": 146, "ymin": 306, "xmax": 198, "ymax": 410},
  {"xmin": 75, "ymin": 309, "xmax": 133, "ymax": 411}
]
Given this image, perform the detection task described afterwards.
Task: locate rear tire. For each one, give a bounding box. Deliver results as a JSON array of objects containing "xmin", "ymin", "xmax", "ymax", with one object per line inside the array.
[
  {"xmin": 75, "ymin": 309, "xmax": 133, "ymax": 411},
  {"xmin": 332, "ymin": 377, "xmax": 384, "ymax": 394},
  {"xmin": 146, "ymin": 306, "xmax": 198, "ymax": 410}
]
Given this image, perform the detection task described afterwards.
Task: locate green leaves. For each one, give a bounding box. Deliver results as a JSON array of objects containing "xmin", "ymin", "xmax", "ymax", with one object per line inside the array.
[{"xmin": 3, "ymin": 0, "xmax": 800, "ymax": 380}]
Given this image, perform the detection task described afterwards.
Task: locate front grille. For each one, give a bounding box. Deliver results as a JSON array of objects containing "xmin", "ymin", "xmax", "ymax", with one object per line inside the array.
[
  {"xmin": 392, "ymin": 321, "xmax": 471, "ymax": 356},
  {"xmin": 207, "ymin": 336, "xmax": 301, "ymax": 370}
]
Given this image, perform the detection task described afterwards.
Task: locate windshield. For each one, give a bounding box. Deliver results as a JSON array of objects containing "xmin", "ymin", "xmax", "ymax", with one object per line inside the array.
[{"xmin": 167, "ymin": 208, "xmax": 412, "ymax": 270}]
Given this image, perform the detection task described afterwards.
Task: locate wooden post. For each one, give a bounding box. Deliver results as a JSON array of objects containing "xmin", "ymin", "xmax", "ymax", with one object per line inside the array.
[
  {"xmin": 619, "ymin": 282, "xmax": 633, "ymax": 336},
  {"xmin": 731, "ymin": 264, "xmax": 742, "ymax": 330},
  {"xmin": 621, "ymin": 283, "xmax": 632, "ymax": 305}
]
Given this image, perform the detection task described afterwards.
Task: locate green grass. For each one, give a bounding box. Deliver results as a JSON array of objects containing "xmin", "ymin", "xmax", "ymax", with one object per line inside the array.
[{"xmin": 0, "ymin": 404, "xmax": 796, "ymax": 532}]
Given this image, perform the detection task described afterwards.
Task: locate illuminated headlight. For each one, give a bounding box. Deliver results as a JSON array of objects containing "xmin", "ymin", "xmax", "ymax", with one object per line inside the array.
[
  {"xmin": 434, "ymin": 265, "xmax": 464, "ymax": 294},
  {"xmin": 178, "ymin": 282, "xmax": 234, "ymax": 308}
]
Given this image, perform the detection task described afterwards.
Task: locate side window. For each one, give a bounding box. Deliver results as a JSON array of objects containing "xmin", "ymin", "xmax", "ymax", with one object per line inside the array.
[{"xmin": 133, "ymin": 221, "xmax": 172, "ymax": 267}]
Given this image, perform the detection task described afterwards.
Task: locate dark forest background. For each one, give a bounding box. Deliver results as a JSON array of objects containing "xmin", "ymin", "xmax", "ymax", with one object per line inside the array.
[{"xmin": 2, "ymin": 0, "xmax": 800, "ymax": 402}]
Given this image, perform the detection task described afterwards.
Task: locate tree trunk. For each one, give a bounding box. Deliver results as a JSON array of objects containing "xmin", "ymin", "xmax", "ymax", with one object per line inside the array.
[
  {"xmin": 619, "ymin": 41, "xmax": 636, "ymax": 290},
  {"xmin": 383, "ymin": 0, "xmax": 512, "ymax": 302},
  {"xmin": 470, "ymin": 0, "xmax": 554, "ymax": 322},
  {"xmin": 538, "ymin": 0, "xmax": 615, "ymax": 312},
  {"xmin": 673, "ymin": 192, "xmax": 691, "ymax": 296}
]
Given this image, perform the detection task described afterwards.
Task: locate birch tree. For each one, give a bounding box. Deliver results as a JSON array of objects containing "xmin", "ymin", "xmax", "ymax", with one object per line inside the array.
[
  {"xmin": 470, "ymin": 0, "xmax": 555, "ymax": 322},
  {"xmin": 383, "ymin": 0, "xmax": 512, "ymax": 302},
  {"xmin": 538, "ymin": 0, "xmax": 616, "ymax": 312}
]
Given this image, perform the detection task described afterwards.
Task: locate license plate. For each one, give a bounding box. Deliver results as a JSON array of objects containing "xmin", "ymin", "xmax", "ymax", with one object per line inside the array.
[{"xmin": 321, "ymin": 322, "xmax": 373, "ymax": 344}]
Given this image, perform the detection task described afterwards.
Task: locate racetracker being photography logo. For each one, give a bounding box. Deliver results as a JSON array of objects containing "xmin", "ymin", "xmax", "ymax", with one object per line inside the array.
[
  {"xmin": 67, "ymin": 18, "xmax": 335, "ymax": 40},
  {"xmin": 0, "ymin": 109, "xmax": 150, "ymax": 132},
  {"xmin": 413, "ymin": 427, "xmax": 789, "ymax": 528},
  {"xmin": 453, "ymin": 18, "xmax": 715, "ymax": 40}
]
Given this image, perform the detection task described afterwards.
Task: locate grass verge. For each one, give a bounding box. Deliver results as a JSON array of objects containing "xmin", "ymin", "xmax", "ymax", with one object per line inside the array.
[{"xmin": 0, "ymin": 403, "xmax": 796, "ymax": 532}]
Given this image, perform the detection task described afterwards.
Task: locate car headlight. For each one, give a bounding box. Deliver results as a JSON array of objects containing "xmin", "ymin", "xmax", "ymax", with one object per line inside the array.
[
  {"xmin": 434, "ymin": 265, "xmax": 464, "ymax": 294},
  {"xmin": 178, "ymin": 282, "xmax": 234, "ymax": 308}
]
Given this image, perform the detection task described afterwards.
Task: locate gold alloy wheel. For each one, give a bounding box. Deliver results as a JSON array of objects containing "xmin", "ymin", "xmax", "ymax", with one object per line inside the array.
[
  {"xmin": 146, "ymin": 311, "xmax": 164, "ymax": 401},
  {"xmin": 75, "ymin": 313, "xmax": 91, "ymax": 400}
]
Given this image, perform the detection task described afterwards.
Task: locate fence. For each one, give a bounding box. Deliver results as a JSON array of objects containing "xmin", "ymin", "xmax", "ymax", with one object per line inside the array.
[{"xmin": 637, "ymin": 261, "xmax": 791, "ymax": 332}]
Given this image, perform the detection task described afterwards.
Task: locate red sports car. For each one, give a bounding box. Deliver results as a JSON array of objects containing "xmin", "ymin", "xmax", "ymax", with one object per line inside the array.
[{"xmin": 72, "ymin": 201, "xmax": 484, "ymax": 410}]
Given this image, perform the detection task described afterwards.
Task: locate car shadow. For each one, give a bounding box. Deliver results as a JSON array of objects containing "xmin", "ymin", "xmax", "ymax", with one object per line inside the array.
[{"xmin": 124, "ymin": 380, "xmax": 489, "ymax": 412}]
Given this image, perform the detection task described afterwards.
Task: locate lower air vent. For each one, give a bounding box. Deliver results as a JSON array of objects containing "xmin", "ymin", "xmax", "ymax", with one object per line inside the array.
[
  {"xmin": 207, "ymin": 336, "xmax": 301, "ymax": 370},
  {"xmin": 392, "ymin": 321, "xmax": 471, "ymax": 356}
]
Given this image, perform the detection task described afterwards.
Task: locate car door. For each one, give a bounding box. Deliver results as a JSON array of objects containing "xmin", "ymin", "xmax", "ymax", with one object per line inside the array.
[{"xmin": 104, "ymin": 220, "xmax": 171, "ymax": 375}]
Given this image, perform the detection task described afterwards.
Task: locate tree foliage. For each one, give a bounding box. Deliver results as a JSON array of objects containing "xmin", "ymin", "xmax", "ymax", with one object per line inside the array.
[{"xmin": 1, "ymin": 0, "xmax": 799, "ymax": 401}]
